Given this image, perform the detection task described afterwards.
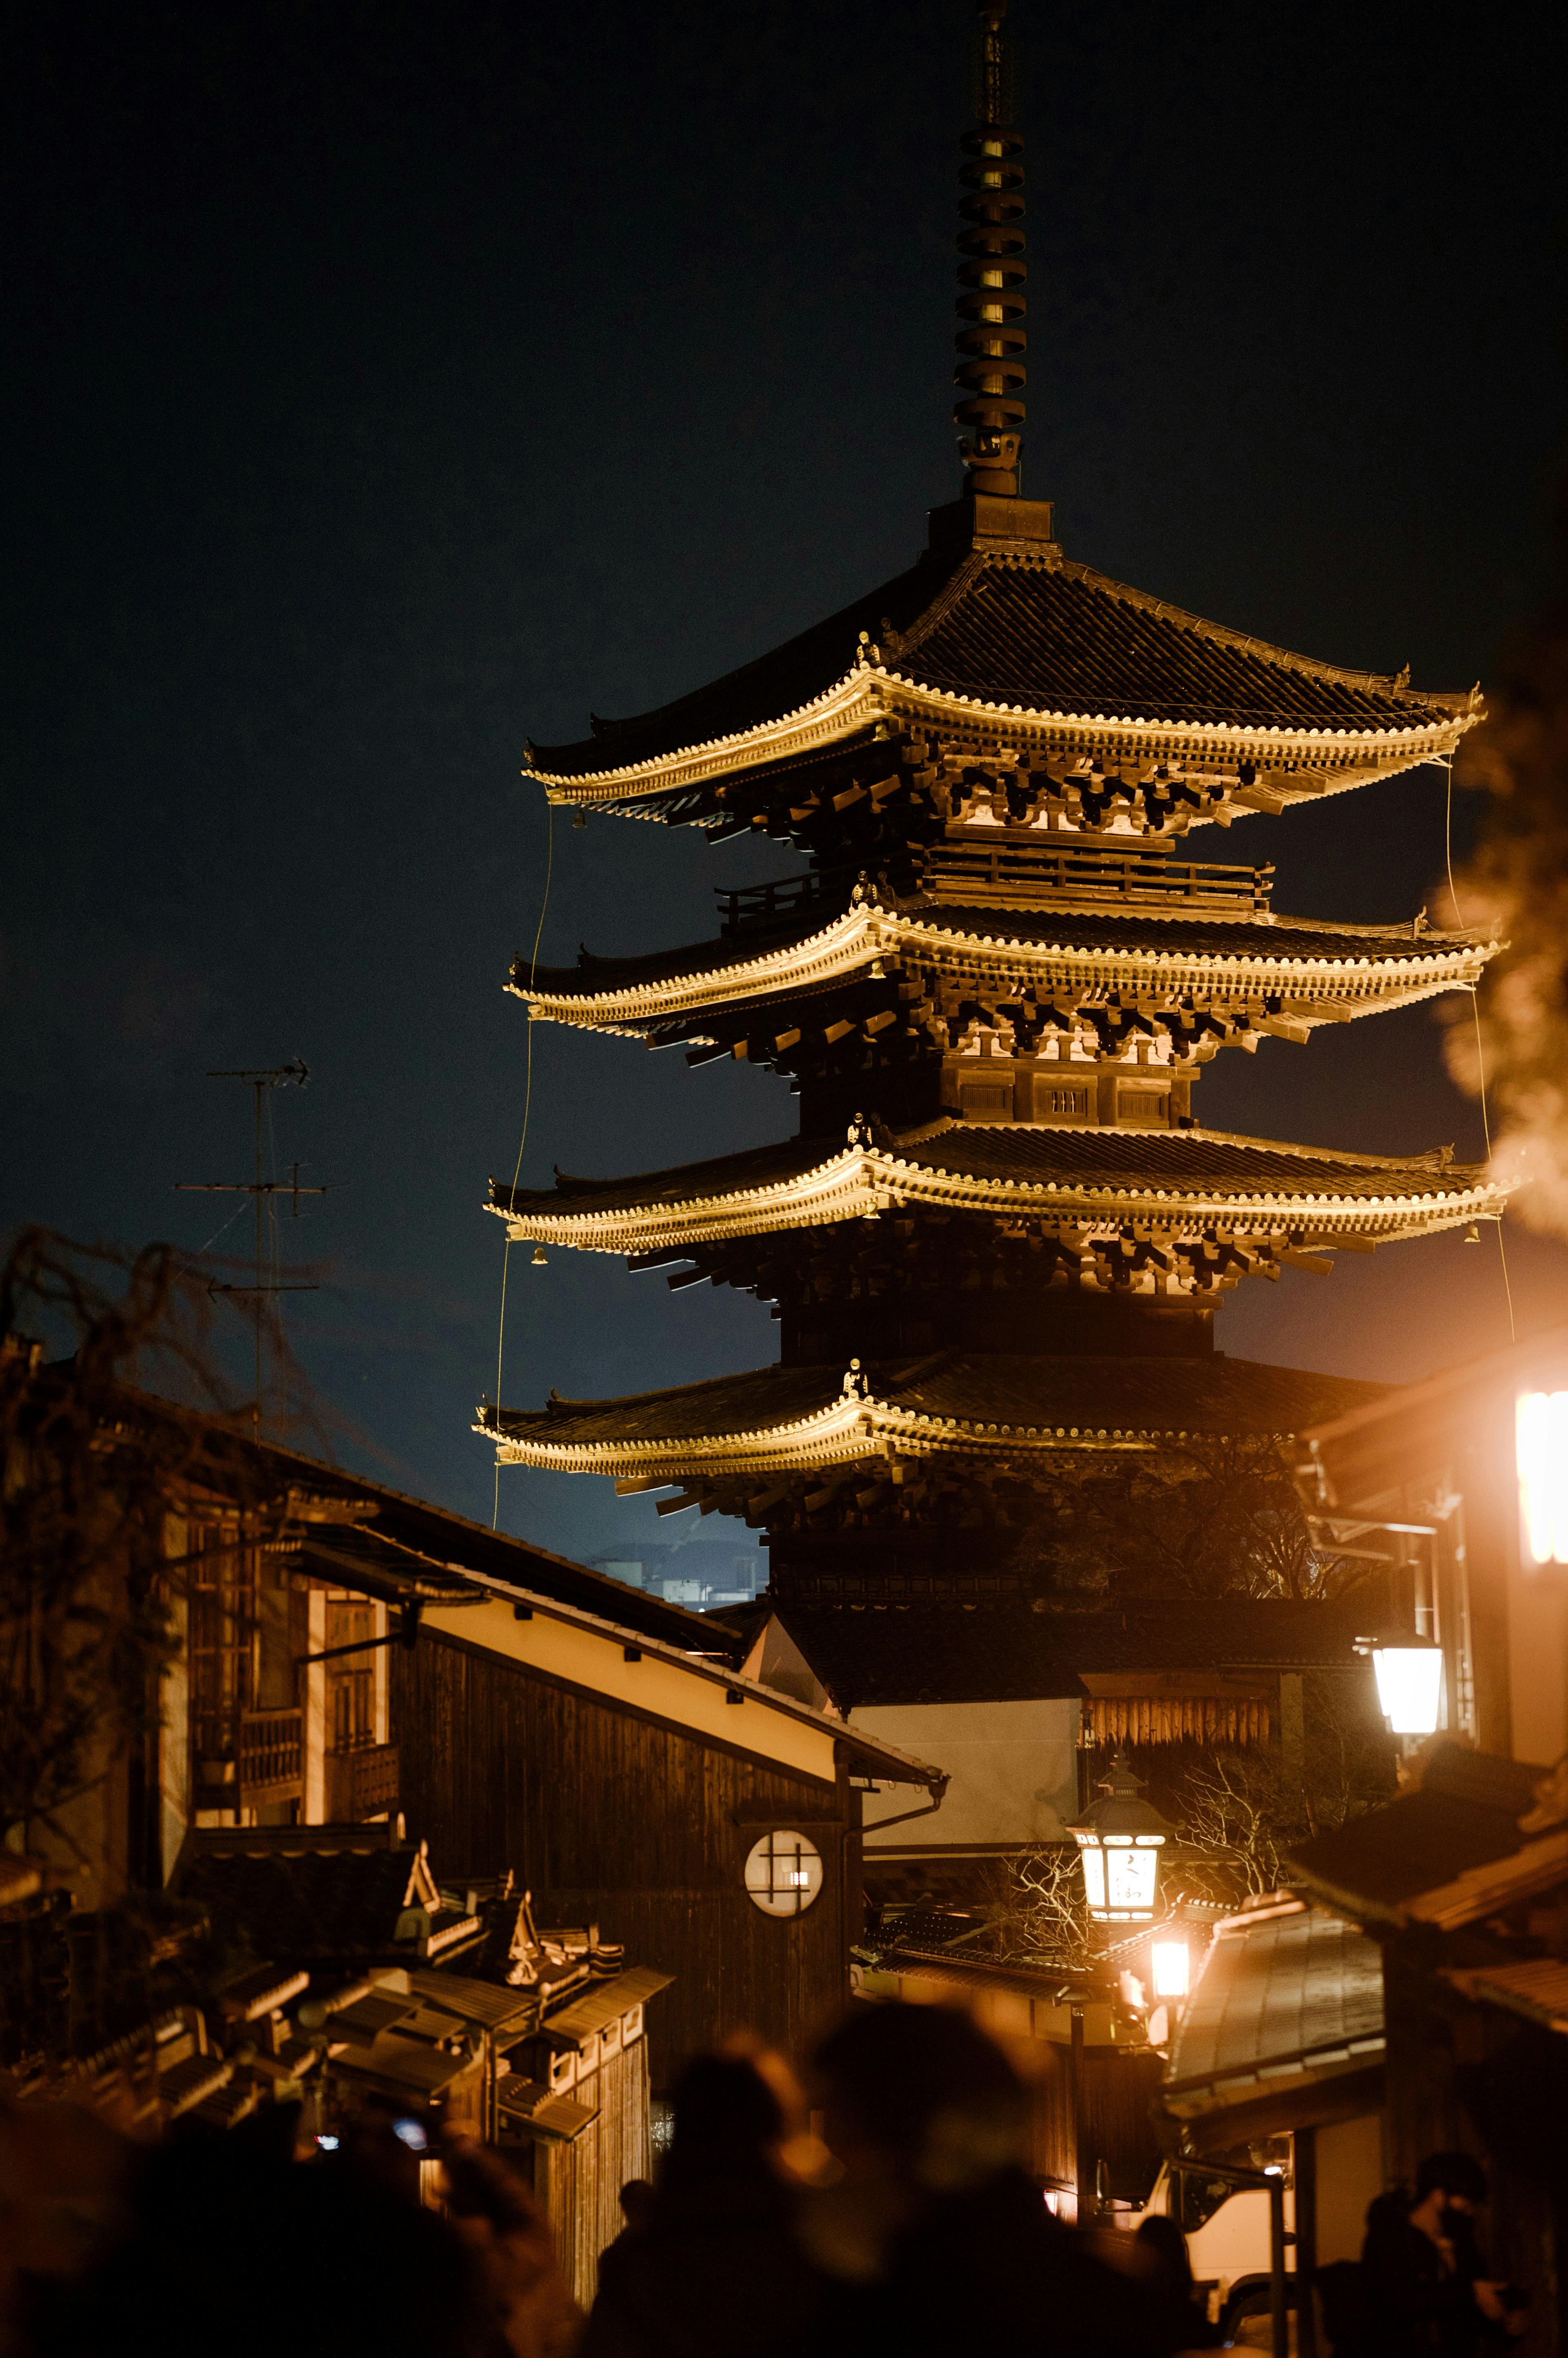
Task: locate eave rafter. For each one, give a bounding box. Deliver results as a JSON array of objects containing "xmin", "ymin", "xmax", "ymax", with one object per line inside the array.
[
  {"xmin": 489, "ymin": 1124, "xmax": 1506, "ymax": 1263},
  {"xmin": 477, "ymin": 1363, "xmax": 1302, "ymax": 1503},
  {"xmin": 514, "ymin": 896, "xmax": 1500, "ymax": 1044},
  {"xmin": 526, "ymin": 654, "xmax": 1474, "ymax": 835}
]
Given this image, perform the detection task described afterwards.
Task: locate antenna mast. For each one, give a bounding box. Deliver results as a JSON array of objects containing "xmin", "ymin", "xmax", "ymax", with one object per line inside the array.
[{"xmin": 176, "ymin": 1059, "xmax": 326, "ymax": 1435}]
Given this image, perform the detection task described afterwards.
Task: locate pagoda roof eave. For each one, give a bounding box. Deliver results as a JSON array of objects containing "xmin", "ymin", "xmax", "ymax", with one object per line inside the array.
[
  {"xmin": 526, "ymin": 543, "xmax": 1478, "ymax": 818},
  {"xmin": 478, "ymin": 1349, "xmax": 1392, "ymax": 1481},
  {"xmin": 513, "ymin": 901, "xmax": 1501, "ymax": 1033},
  {"xmin": 489, "ymin": 1120, "xmax": 1507, "ymax": 1256},
  {"xmin": 528, "ymin": 659, "xmax": 1473, "ymax": 827}
]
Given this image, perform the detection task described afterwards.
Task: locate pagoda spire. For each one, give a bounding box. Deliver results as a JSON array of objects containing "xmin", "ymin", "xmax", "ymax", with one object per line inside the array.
[{"xmin": 954, "ymin": 0, "xmax": 1027, "ymax": 498}]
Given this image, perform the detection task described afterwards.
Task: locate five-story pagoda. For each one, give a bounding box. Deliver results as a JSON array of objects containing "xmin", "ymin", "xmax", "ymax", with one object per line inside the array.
[{"xmin": 481, "ymin": 4, "xmax": 1506, "ymax": 1611}]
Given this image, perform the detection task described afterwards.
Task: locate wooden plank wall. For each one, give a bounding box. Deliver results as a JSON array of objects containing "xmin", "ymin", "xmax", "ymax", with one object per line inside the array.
[
  {"xmin": 1029, "ymin": 2043, "xmax": 1167, "ymax": 2203},
  {"xmin": 391, "ymin": 1633, "xmax": 853, "ymax": 2087}
]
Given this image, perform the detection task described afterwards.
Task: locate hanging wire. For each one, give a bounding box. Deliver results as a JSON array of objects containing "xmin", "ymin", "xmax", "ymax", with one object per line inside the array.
[
  {"xmin": 493, "ymin": 804, "xmax": 557, "ymax": 1528},
  {"xmin": 1443, "ymin": 758, "xmax": 1516, "ymax": 1341}
]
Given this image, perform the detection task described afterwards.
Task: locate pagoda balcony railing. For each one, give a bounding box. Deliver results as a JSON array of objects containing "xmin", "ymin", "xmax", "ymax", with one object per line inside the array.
[
  {"xmin": 324, "ymin": 1740, "xmax": 400, "ymax": 1824},
  {"xmin": 194, "ymin": 1706, "xmax": 304, "ymax": 1813},
  {"xmin": 924, "ymin": 831, "xmax": 1273, "ymax": 912},
  {"xmin": 715, "ymin": 872, "xmax": 846, "ymax": 937}
]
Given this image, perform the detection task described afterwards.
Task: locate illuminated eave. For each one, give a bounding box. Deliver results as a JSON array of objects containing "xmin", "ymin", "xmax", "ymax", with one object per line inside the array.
[
  {"xmin": 479, "ymin": 1366, "xmax": 1308, "ymax": 1481},
  {"xmin": 490, "ymin": 1125, "xmax": 1508, "ymax": 1256},
  {"xmin": 514, "ymin": 902, "xmax": 1500, "ymax": 1036},
  {"xmin": 526, "ymin": 655, "xmax": 1475, "ymax": 830}
]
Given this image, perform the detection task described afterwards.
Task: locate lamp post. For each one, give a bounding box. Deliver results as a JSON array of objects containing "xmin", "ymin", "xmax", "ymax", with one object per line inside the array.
[{"xmin": 1067, "ymin": 1752, "xmax": 1176, "ymax": 1925}]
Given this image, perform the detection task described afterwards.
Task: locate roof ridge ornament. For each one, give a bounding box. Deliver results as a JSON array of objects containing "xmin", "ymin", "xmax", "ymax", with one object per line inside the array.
[{"xmin": 954, "ymin": 2, "xmax": 1027, "ymax": 499}]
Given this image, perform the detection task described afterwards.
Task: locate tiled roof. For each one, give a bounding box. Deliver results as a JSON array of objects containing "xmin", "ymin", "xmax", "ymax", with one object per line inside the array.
[
  {"xmin": 902, "ymin": 559, "xmax": 1448, "ymax": 731},
  {"xmin": 530, "ymin": 545, "xmax": 1459, "ymax": 781},
  {"xmin": 493, "ymin": 1122, "xmax": 1489, "ymax": 1232},
  {"xmin": 1448, "ymin": 1959, "xmax": 1568, "ymax": 2036},
  {"xmin": 520, "ymin": 902, "xmax": 1492, "ymax": 1011},
  {"xmin": 182, "ymin": 1417, "xmax": 738, "ymax": 1655},
  {"xmin": 906, "ymin": 1123, "xmax": 1473, "ymax": 1202},
  {"xmin": 490, "ymin": 1349, "xmax": 1385, "ymax": 1458},
  {"xmin": 1284, "ymin": 1742, "xmax": 1556, "ymax": 1927},
  {"xmin": 175, "ymin": 1844, "xmax": 425, "ymax": 1960},
  {"xmin": 783, "ymin": 1597, "xmax": 1374, "ymax": 1710},
  {"xmin": 1165, "ymin": 1900, "xmax": 1384, "ymax": 2113}
]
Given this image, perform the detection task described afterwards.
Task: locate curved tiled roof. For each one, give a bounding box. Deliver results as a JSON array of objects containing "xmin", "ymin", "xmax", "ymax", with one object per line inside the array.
[
  {"xmin": 517, "ymin": 902, "xmax": 1495, "ymax": 1016},
  {"xmin": 483, "ymin": 1349, "xmax": 1388, "ymax": 1470},
  {"xmin": 530, "ymin": 541, "xmax": 1465, "ymax": 784},
  {"xmin": 492, "ymin": 1121, "xmax": 1493, "ymax": 1238}
]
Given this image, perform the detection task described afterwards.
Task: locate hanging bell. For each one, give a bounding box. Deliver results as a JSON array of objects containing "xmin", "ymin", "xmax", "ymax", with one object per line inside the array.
[
  {"xmin": 532, "ymin": 1245, "xmax": 548, "ymax": 1265},
  {"xmin": 1463, "ymin": 1224, "xmax": 1481, "ymax": 1245},
  {"xmin": 572, "ymin": 808, "xmax": 587, "ymax": 831}
]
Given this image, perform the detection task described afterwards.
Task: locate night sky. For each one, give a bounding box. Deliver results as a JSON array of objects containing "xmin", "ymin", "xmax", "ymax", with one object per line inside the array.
[{"xmin": 6, "ymin": 0, "xmax": 1567, "ymax": 1577}]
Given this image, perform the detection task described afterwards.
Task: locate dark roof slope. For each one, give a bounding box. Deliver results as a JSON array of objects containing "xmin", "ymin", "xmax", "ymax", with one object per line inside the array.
[
  {"xmin": 520, "ymin": 904, "xmax": 1488, "ymax": 1006},
  {"xmin": 492, "ymin": 1349, "xmax": 1387, "ymax": 1452},
  {"xmin": 532, "ymin": 541, "xmax": 1460, "ymax": 780},
  {"xmin": 168, "ymin": 1407, "xmax": 738, "ymax": 1655},
  {"xmin": 1285, "ymin": 1742, "xmax": 1548, "ymax": 1922},
  {"xmin": 901, "ymin": 559, "xmax": 1449, "ymax": 731},
  {"xmin": 780, "ymin": 1597, "xmax": 1376, "ymax": 1711},
  {"xmin": 176, "ymin": 1842, "xmax": 423, "ymax": 1961},
  {"xmin": 494, "ymin": 1123, "xmax": 1481, "ymax": 1226}
]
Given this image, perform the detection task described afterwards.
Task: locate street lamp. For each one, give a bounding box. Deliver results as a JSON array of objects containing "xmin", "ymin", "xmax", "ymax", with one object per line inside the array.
[
  {"xmin": 1067, "ymin": 1753, "xmax": 1175, "ymax": 1924},
  {"xmin": 1371, "ymin": 1645, "xmax": 1444, "ymax": 1737},
  {"xmin": 1517, "ymin": 1390, "xmax": 1568, "ymax": 1567},
  {"xmin": 1151, "ymin": 1940, "xmax": 1190, "ymax": 2000}
]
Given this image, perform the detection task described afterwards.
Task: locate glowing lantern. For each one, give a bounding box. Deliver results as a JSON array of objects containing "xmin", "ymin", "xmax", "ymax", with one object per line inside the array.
[
  {"xmin": 1067, "ymin": 1754, "xmax": 1174, "ymax": 1924},
  {"xmin": 1372, "ymin": 1646, "xmax": 1444, "ymax": 1737},
  {"xmin": 1151, "ymin": 1941, "xmax": 1190, "ymax": 2000},
  {"xmin": 1517, "ymin": 1391, "xmax": 1568, "ymax": 1567}
]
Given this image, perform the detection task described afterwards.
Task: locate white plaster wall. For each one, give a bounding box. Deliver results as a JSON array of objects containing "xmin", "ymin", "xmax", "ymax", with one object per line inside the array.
[{"xmin": 851, "ymin": 1697, "xmax": 1080, "ymax": 1848}]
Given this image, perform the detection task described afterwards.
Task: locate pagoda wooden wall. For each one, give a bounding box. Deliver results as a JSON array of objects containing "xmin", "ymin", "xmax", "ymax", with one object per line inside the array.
[{"xmin": 390, "ymin": 1631, "xmax": 857, "ymax": 2089}]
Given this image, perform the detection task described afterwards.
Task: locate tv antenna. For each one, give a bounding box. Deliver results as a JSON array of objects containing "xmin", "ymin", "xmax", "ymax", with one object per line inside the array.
[{"xmin": 175, "ymin": 1059, "xmax": 328, "ymax": 1434}]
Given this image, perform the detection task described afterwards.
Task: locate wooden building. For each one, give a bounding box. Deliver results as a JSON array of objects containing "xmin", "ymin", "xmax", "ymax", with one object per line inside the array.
[
  {"xmin": 1286, "ymin": 1742, "xmax": 1568, "ymax": 2356},
  {"xmin": 3, "ymin": 1382, "xmax": 941, "ymax": 2093},
  {"xmin": 723, "ymin": 1594, "xmax": 1384, "ymax": 1929},
  {"xmin": 1297, "ymin": 1320, "xmax": 1568, "ymax": 1763},
  {"xmin": 479, "ymin": 3, "xmax": 1504, "ymax": 1628},
  {"xmin": 388, "ymin": 1578, "xmax": 944, "ymax": 2084}
]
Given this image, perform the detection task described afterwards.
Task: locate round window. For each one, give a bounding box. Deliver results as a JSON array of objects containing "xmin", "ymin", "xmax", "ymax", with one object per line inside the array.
[{"xmin": 743, "ymin": 1830, "xmax": 824, "ymax": 1917}]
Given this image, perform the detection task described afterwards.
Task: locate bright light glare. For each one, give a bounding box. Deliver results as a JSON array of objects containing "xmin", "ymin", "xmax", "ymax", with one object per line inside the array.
[
  {"xmin": 315, "ymin": 2135, "xmax": 340, "ymax": 2151},
  {"xmin": 1372, "ymin": 1647, "xmax": 1444, "ymax": 1736},
  {"xmin": 1517, "ymin": 1392, "xmax": 1568, "ymax": 1565},
  {"xmin": 1151, "ymin": 1941, "xmax": 1189, "ymax": 1999},
  {"xmin": 393, "ymin": 2118, "xmax": 429, "ymax": 2153}
]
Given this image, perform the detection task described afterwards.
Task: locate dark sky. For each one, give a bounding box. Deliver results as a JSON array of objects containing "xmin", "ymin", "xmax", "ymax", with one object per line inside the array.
[{"xmin": 5, "ymin": 0, "xmax": 1567, "ymax": 1574}]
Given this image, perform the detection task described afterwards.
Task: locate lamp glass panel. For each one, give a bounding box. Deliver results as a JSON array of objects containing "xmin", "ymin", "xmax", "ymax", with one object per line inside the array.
[
  {"xmin": 1517, "ymin": 1391, "xmax": 1568, "ymax": 1566},
  {"xmin": 1372, "ymin": 1648, "xmax": 1444, "ymax": 1736},
  {"xmin": 1080, "ymin": 1845, "xmax": 1106, "ymax": 1912},
  {"xmin": 1106, "ymin": 1846, "xmax": 1157, "ymax": 1915}
]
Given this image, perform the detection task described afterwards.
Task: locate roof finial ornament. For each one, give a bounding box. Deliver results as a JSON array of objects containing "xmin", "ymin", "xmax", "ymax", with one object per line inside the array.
[{"xmin": 954, "ymin": 0, "xmax": 1026, "ymax": 498}]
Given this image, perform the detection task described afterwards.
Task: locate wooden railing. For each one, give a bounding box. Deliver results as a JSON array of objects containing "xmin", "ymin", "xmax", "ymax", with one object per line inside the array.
[
  {"xmin": 925, "ymin": 834, "xmax": 1273, "ymax": 911},
  {"xmin": 325, "ymin": 1742, "xmax": 400, "ymax": 1824},
  {"xmin": 236, "ymin": 1708, "xmax": 304, "ymax": 1807},
  {"xmin": 715, "ymin": 872, "xmax": 845, "ymax": 936}
]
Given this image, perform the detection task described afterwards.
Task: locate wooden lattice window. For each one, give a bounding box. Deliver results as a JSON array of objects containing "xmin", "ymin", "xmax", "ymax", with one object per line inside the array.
[
  {"xmin": 326, "ymin": 1597, "xmax": 377, "ymax": 1751},
  {"xmin": 189, "ymin": 1526, "xmax": 258, "ymax": 1788}
]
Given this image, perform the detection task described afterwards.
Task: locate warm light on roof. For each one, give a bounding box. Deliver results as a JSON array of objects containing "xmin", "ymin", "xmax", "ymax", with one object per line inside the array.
[{"xmin": 1517, "ymin": 1391, "xmax": 1568, "ymax": 1567}]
